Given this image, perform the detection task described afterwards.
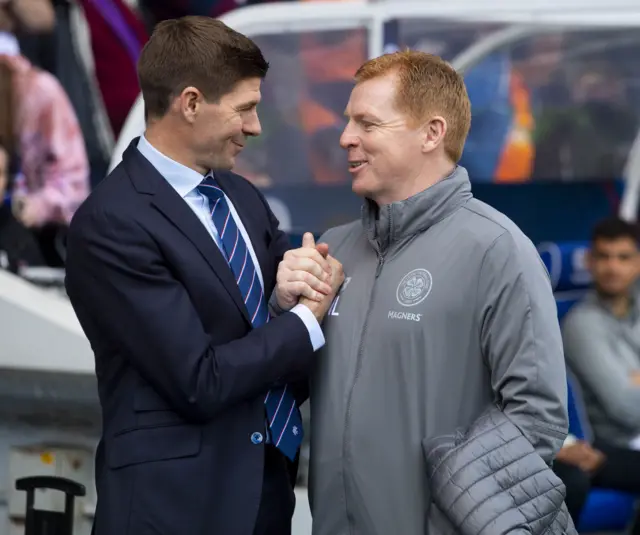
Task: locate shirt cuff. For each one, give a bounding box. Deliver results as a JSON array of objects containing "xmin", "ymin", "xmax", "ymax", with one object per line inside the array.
[
  {"xmin": 563, "ymin": 434, "xmax": 578, "ymax": 447},
  {"xmin": 290, "ymin": 304, "xmax": 325, "ymax": 351}
]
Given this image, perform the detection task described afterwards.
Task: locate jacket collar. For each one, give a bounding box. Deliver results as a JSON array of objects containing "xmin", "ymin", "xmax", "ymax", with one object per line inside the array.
[
  {"xmin": 361, "ymin": 165, "xmax": 473, "ymax": 253},
  {"xmin": 136, "ymin": 134, "xmax": 204, "ymax": 197}
]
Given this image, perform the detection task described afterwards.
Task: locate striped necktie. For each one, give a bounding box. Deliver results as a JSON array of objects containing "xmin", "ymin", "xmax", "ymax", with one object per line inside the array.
[{"xmin": 197, "ymin": 176, "xmax": 303, "ymax": 461}]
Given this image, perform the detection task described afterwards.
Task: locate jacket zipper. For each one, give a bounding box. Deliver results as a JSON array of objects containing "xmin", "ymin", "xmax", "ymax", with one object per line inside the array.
[{"xmin": 342, "ymin": 251, "xmax": 385, "ymax": 533}]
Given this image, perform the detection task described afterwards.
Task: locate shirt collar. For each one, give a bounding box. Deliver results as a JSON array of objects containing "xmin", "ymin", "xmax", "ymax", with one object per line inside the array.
[{"xmin": 136, "ymin": 135, "xmax": 208, "ymax": 198}]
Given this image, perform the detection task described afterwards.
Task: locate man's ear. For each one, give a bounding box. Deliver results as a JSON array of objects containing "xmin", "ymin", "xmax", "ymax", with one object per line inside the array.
[
  {"xmin": 421, "ymin": 116, "xmax": 447, "ymax": 154},
  {"xmin": 178, "ymin": 86, "xmax": 205, "ymax": 124}
]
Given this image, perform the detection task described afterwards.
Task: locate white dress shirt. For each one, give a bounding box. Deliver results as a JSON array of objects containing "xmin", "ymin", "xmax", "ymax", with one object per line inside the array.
[{"xmin": 136, "ymin": 136, "xmax": 324, "ymax": 350}]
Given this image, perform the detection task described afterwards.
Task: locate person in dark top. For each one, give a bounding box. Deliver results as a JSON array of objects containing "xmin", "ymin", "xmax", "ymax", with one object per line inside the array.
[
  {"xmin": 0, "ymin": 143, "xmax": 44, "ymax": 273},
  {"xmin": 533, "ymin": 63, "xmax": 638, "ymax": 181}
]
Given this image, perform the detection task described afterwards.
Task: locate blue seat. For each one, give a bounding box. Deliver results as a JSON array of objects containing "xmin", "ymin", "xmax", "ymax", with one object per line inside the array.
[
  {"xmin": 539, "ymin": 240, "xmax": 638, "ymax": 532},
  {"xmin": 537, "ymin": 240, "xmax": 591, "ymax": 294},
  {"xmin": 538, "ymin": 240, "xmax": 591, "ymax": 321}
]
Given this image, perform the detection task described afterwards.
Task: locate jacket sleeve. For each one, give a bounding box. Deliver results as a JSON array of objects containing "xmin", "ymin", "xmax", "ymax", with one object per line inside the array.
[
  {"xmin": 425, "ymin": 409, "xmax": 577, "ymax": 535},
  {"xmin": 64, "ymin": 208, "xmax": 314, "ymax": 423},
  {"xmin": 476, "ymin": 231, "xmax": 568, "ymax": 464},
  {"xmin": 563, "ymin": 308, "xmax": 640, "ymax": 432}
]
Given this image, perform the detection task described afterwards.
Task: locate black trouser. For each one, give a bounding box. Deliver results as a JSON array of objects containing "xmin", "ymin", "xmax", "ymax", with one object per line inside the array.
[
  {"xmin": 554, "ymin": 440, "xmax": 640, "ymax": 532},
  {"xmin": 553, "ymin": 461, "xmax": 590, "ymax": 522},
  {"xmin": 253, "ymin": 446, "xmax": 296, "ymax": 535}
]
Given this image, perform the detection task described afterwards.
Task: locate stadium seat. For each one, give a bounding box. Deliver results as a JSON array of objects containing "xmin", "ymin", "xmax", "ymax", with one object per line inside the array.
[
  {"xmin": 537, "ymin": 240, "xmax": 591, "ymax": 294},
  {"xmin": 538, "ymin": 241, "xmax": 638, "ymax": 532},
  {"xmin": 537, "ymin": 240, "xmax": 591, "ymax": 323}
]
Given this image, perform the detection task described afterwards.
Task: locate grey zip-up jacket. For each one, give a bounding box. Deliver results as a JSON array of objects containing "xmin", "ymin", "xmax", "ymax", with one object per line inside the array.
[{"xmin": 308, "ymin": 167, "xmax": 570, "ymax": 535}]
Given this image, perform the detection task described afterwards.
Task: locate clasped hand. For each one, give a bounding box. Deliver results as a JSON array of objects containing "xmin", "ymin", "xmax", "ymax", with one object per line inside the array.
[{"xmin": 275, "ymin": 232, "xmax": 344, "ymax": 319}]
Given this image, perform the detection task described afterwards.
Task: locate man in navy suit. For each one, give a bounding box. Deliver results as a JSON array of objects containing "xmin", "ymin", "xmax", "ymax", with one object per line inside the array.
[{"xmin": 64, "ymin": 16, "xmax": 343, "ymax": 535}]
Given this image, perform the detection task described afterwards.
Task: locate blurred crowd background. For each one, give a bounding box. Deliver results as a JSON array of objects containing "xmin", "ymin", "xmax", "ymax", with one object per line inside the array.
[{"xmin": 3, "ymin": 0, "xmax": 640, "ymax": 273}]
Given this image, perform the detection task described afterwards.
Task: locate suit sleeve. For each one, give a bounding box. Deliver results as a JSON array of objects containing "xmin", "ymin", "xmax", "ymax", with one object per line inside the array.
[
  {"xmin": 65, "ymin": 208, "xmax": 315, "ymax": 423},
  {"xmin": 477, "ymin": 231, "xmax": 569, "ymax": 464}
]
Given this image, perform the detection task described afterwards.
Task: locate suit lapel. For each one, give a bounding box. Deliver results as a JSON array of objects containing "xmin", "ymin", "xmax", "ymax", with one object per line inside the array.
[{"xmin": 123, "ymin": 143, "xmax": 252, "ymax": 325}]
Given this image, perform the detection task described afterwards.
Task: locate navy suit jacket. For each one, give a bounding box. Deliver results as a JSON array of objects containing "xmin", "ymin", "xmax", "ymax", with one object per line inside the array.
[{"xmin": 64, "ymin": 141, "xmax": 314, "ymax": 535}]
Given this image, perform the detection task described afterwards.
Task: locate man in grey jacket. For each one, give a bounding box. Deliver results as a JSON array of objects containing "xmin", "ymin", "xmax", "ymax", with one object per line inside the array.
[
  {"xmin": 563, "ymin": 217, "xmax": 640, "ymax": 447},
  {"xmin": 559, "ymin": 217, "xmax": 640, "ymax": 532},
  {"xmin": 307, "ymin": 51, "xmax": 575, "ymax": 534}
]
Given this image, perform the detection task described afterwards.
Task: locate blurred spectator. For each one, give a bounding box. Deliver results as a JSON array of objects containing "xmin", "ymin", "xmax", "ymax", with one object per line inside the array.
[
  {"xmin": 1, "ymin": 52, "xmax": 89, "ymax": 227},
  {"xmin": 1, "ymin": 0, "xmax": 55, "ymax": 74},
  {"xmin": 0, "ymin": 0, "xmax": 55, "ymax": 35},
  {"xmin": 563, "ymin": 217, "xmax": 640, "ymax": 445},
  {"xmin": 533, "ymin": 63, "xmax": 638, "ymax": 180},
  {"xmin": 0, "ymin": 49, "xmax": 89, "ymax": 265},
  {"xmin": 46, "ymin": 0, "xmax": 115, "ymax": 187},
  {"xmin": 76, "ymin": 0, "xmax": 148, "ymax": 137},
  {"xmin": 559, "ymin": 217, "xmax": 640, "ymax": 525},
  {"xmin": 0, "ymin": 143, "xmax": 45, "ymax": 273}
]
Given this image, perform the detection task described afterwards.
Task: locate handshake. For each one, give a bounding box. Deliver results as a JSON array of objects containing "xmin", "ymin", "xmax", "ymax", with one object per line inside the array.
[{"xmin": 275, "ymin": 232, "xmax": 345, "ymax": 321}]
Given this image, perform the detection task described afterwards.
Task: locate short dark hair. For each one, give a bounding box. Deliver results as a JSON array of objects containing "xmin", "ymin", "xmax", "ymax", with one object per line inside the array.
[
  {"xmin": 591, "ymin": 217, "xmax": 639, "ymax": 245},
  {"xmin": 137, "ymin": 16, "xmax": 269, "ymax": 119}
]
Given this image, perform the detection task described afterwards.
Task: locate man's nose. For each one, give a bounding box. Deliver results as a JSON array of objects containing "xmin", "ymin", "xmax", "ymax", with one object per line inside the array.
[
  {"xmin": 340, "ymin": 123, "xmax": 358, "ymax": 149},
  {"xmin": 244, "ymin": 111, "xmax": 262, "ymax": 137}
]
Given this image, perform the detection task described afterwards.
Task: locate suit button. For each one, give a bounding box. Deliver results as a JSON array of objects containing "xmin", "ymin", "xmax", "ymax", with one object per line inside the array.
[{"xmin": 251, "ymin": 432, "xmax": 263, "ymax": 445}]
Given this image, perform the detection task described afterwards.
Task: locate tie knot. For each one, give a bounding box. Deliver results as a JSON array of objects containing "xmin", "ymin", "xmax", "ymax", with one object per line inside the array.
[{"xmin": 198, "ymin": 176, "xmax": 225, "ymax": 201}]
